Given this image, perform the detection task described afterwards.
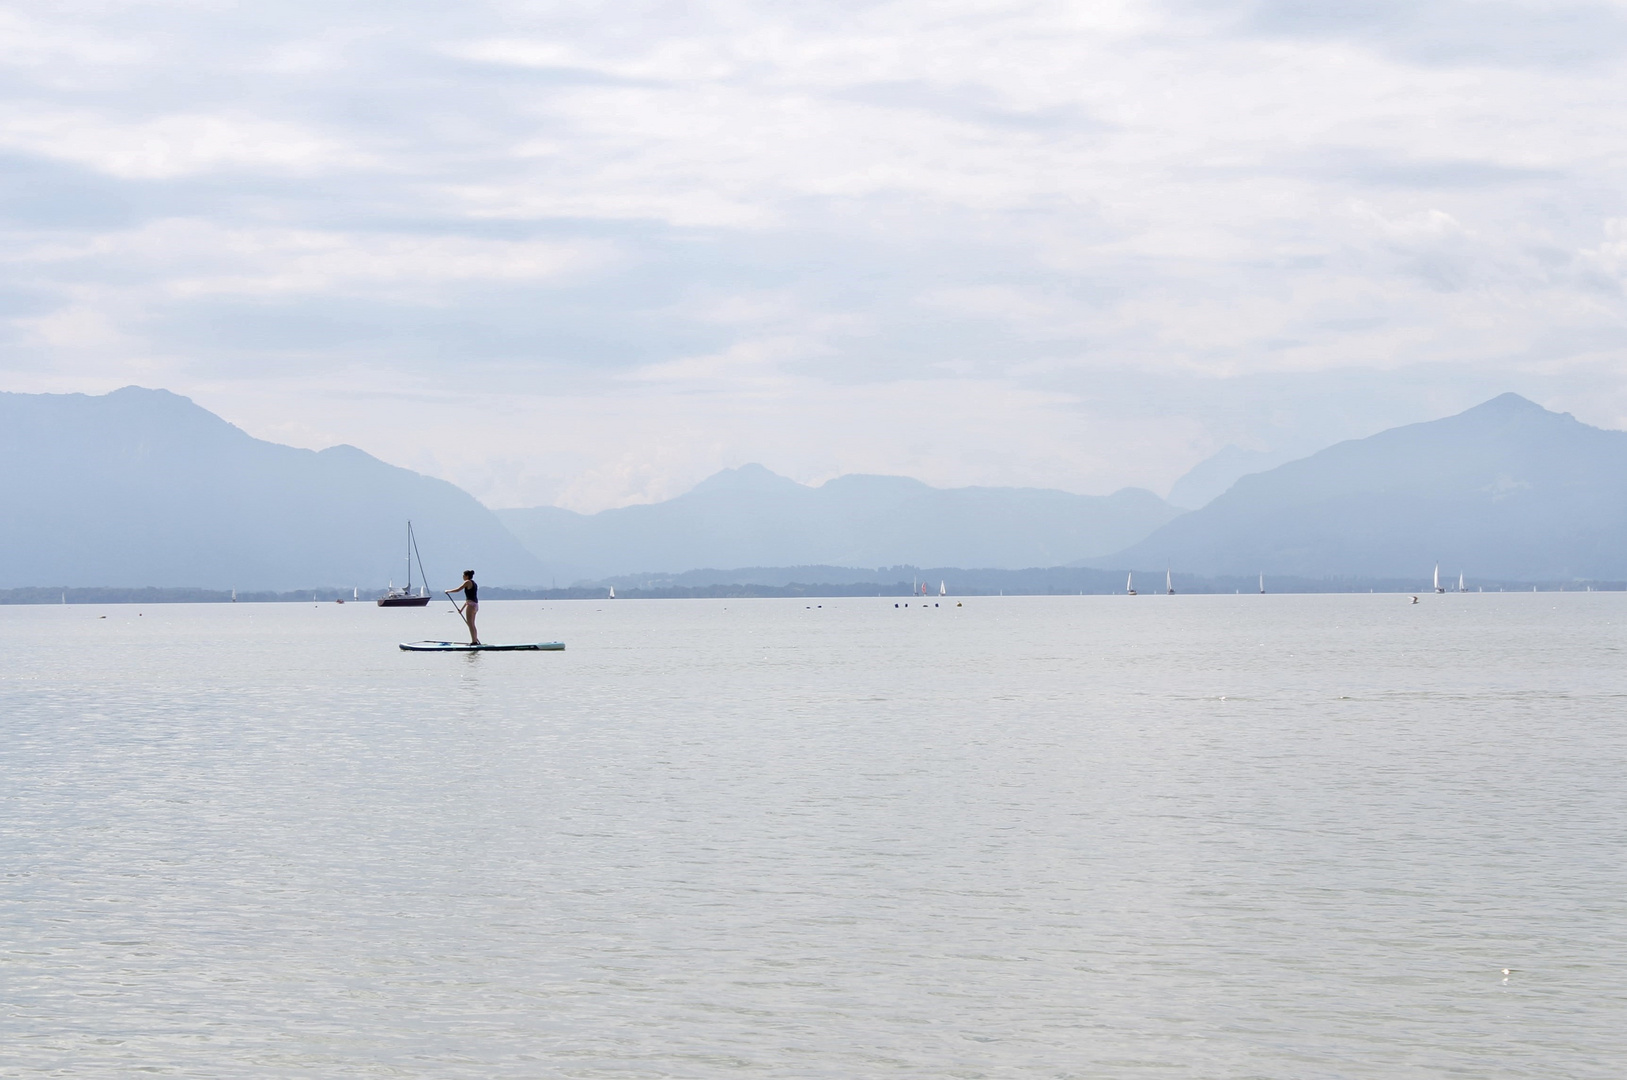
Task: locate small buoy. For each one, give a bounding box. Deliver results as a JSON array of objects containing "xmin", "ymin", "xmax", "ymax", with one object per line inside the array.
[{"xmin": 956, "ymin": 602, "xmax": 962, "ymax": 607}]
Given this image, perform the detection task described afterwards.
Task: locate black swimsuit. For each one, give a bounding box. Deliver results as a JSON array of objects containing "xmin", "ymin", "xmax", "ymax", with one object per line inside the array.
[{"xmin": 464, "ymin": 581, "xmax": 478, "ymax": 604}]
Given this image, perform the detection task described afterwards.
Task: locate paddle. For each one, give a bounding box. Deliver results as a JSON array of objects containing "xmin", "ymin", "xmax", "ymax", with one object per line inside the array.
[{"xmin": 446, "ymin": 587, "xmax": 483, "ymax": 645}]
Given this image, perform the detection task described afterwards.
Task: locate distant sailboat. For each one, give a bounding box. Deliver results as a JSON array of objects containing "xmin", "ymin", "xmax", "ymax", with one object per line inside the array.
[
  {"xmin": 1166, "ymin": 570, "xmax": 1174, "ymax": 595},
  {"xmin": 231, "ymin": 588, "xmax": 236, "ymax": 602},
  {"xmin": 608, "ymin": 586, "xmax": 616, "ymax": 599},
  {"xmin": 1458, "ymin": 573, "xmax": 1465, "ymax": 593},
  {"xmin": 939, "ymin": 580, "xmax": 946, "ymax": 596},
  {"xmin": 1259, "ymin": 573, "xmax": 1265, "ymax": 595},
  {"xmin": 1126, "ymin": 572, "xmax": 1137, "ymax": 596},
  {"xmin": 379, "ymin": 521, "xmax": 432, "ymax": 607},
  {"xmin": 1433, "ymin": 564, "xmax": 1444, "ymax": 594}
]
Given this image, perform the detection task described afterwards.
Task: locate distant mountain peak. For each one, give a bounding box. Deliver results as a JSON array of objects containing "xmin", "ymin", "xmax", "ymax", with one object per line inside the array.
[
  {"xmin": 1167, "ymin": 444, "xmax": 1296, "ymax": 510},
  {"xmin": 110, "ymin": 384, "xmax": 186, "ymax": 399},
  {"xmin": 689, "ymin": 463, "xmax": 802, "ymax": 494},
  {"xmin": 1460, "ymin": 392, "xmax": 1562, "ymax": 421},
  {"xmin": 105, "ymin": 385, "xmax": 208, "ymax": 413}
]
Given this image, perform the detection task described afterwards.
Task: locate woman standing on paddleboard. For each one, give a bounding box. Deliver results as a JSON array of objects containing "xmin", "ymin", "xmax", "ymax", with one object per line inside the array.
[{"xmin": 447, "ymin": 570, "xmax": 479, "ymax": 645}]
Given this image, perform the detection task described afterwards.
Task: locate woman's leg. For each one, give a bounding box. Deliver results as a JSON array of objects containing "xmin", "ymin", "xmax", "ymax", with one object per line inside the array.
[{"xmin": 465, "ymin": 602, "xmax": 479, "ymax": 644}]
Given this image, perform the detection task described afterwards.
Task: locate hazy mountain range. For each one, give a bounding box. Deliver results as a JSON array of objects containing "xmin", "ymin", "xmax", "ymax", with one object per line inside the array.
[
  {"xmin": 496, "ymin": 466, "xmax": 1180, "ymax": 583},
  {"xmin": 3, "ymin": 386, "xmax": 1623, "ymax": 590},
  {"xmin": 0, "ymin": 387, "xmax": 542, "ymax": 591},
  {"xmin": 1103, "ymin": 393, "xmax": 1627, "ymax": 580},
  {"xmin": 0, "ymin": 387, "xmax": 1182, "ymax": 589}
]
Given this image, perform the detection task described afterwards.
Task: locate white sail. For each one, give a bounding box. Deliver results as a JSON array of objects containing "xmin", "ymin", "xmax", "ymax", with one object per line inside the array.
[
  {"xmin": 1434, "ymin": 563, "xmax": 1441, "ymax": 592},
  {"xmin": 609, "ymin": 586, "xmax": 616, "ymax": 599},
  {"xmin": 939, "ymin": 580, "xmax": 946, "ymax": 596},
  {"xmin": 1166, "ymin": 570, "xmax": 1174, "ymax": 595},
  {"xmin": 1259, "ymin": 573, "xmax": 1264, "ymax": 594},
  {"xmin": 1458, "ymin": 573, "xmax": 1464, "ymax": 593}
]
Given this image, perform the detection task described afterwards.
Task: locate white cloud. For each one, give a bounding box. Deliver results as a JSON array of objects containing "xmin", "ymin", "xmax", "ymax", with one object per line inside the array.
[
  {"xmin": 0, "ymin": 107, "xmax": 365, "ymax": 179},
  {"xmin": 8, "ymin": 220, "xmax": 615, "ymax": 300},
  {"xmin": 0, "ymin": 9, "xmax": 153, "ymax": 73}
]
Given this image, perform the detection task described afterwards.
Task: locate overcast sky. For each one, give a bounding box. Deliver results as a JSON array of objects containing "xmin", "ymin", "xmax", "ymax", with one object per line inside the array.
[{"xmin": 4, "ymin": 0, "xmax": 1627, "ymax": 510}]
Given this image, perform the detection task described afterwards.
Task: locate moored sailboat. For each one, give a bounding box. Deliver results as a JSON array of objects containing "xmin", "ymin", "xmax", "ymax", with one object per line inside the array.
[
  {"xmin": 1126, "ymin": 572, "xmax": 1137, "ymax": 596},
  {"xmin": 378, "ymin": 522, "xmax": 432, "ymax": 607}
]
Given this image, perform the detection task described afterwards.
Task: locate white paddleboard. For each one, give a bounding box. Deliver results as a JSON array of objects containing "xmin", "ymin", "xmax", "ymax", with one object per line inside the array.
[{"xmin": 400, "ymin": 640, "xmax": 565, "ymax": 652}]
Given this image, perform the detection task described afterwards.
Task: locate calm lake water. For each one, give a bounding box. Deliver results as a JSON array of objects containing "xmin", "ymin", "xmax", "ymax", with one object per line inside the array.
[{"xmin": 2, "ymin": 594, "xmax": 1624, "ymax": 1078}]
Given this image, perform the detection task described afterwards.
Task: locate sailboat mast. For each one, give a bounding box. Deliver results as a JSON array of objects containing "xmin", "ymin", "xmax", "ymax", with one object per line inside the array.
[
  {"xmin": 406, "ymin": 521, "xmax": 413, "ymax": 591},
  {"xmin": 410, "ymin": 523, "xmax": 431, "ymax": 598}
]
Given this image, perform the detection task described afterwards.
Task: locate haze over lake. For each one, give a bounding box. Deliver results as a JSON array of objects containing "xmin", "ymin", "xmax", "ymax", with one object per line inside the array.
[{"xmin": 4, "ymin": 595, "xmax": 1623, "ymax": 1077}]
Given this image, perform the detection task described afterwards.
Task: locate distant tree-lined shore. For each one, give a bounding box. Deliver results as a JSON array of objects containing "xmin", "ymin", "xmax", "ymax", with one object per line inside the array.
[{"xmin": 6, "ymin": 573, "xmax": 1622, "ymax": 604}]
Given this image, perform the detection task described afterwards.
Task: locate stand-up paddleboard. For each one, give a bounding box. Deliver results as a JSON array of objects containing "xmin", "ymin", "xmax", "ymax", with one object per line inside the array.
[{"xmin": 400, "ymin": 640, "xmax": 565, "ymax": 652}]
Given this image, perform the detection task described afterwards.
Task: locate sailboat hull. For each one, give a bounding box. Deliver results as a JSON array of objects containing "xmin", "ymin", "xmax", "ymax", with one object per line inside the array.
[{"xmin": 377, "ymin": 596, "xmax": 431, "ymax": 607}]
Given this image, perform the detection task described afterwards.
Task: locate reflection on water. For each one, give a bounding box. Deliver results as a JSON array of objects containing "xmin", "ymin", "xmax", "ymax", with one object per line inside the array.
[{"xmin": 2, "ymin": 595, "xmax": 1625, "ymax": 1077}]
